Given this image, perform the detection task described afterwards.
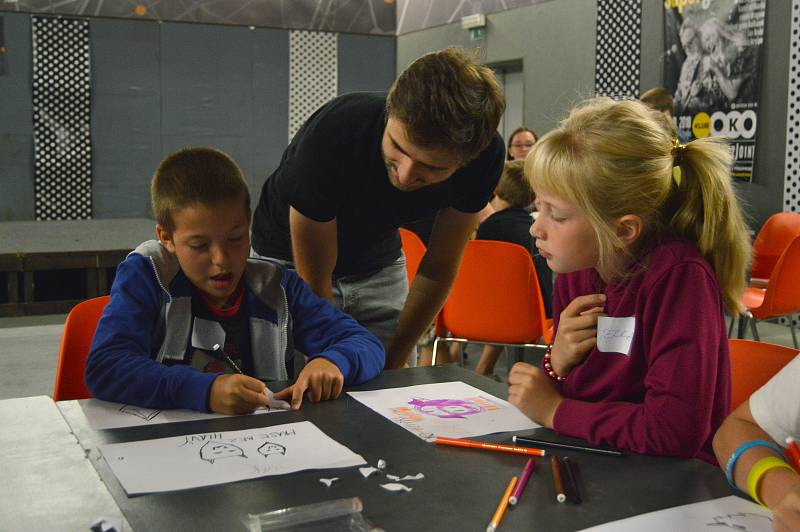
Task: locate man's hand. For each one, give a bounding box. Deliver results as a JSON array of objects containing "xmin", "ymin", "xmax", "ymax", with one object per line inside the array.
[
  {"xmin": 507, "ymin": 362, "xmax": 564, "ymax": 428},
  {"xmin": 550, "ymin": 293, "xmax": 606, "ymax": 376},
  {"xmin": 273, "ymin": 358, "xmax": 344, "ymax": 410},
  {"xmin": 209, "ymin": 374, "xmax": 270, "ymax": 415}
]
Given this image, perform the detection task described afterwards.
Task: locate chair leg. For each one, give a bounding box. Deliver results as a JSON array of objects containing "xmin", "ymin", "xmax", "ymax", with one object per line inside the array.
[
  {"xmin": 432, "ymin": 338, "xmax": 441, "ymax": 366},
  {"xmin": 749, "ymin": 315, "xmax": 760, "ymax": 342},
  {"xmin": 737, "ymin": 313, "xmax": 748, "ymax": 339},
  {"xmin": 790, "ymin": 316, "xmax": 799, "ymax": 349},
  {"xmin": 727, "ymin": 314, "xmax": 735, "ymax": 338}
]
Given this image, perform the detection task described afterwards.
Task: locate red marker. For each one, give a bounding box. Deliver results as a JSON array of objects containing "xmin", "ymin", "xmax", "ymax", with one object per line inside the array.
[{"xmin": 786, "ymin": 437, "xmax": 800, "ymax": 474}]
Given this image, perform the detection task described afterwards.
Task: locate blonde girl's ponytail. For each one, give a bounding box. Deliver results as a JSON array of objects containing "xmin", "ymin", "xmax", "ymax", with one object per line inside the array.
[{"xmin": 668, "ymin": 137, "xmax": 750, "ymax": 315}]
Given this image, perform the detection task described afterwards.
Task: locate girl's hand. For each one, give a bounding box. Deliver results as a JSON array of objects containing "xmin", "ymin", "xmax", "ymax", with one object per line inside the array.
[
  {"xmin": 773, "ymin": 478, "xmax": 800, "ymax": 532},
  {"xmin": 550, "ymin": 293, "xmax": 606, "ymax": 376},
  {"xmin": 507, "ymin": 362, "xmax": 564, "ymax": 428}
]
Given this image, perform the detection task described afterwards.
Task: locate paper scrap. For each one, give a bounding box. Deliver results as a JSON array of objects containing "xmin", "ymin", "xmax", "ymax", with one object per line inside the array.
[
  {"xmin": 359, "ymin": 466, "xmax": 379, "ymax": 478},
  {"xmin": 380, "ymin": 482, "xmax": 412, "ymax": 492},
  {"xmin": 377, "ymin": 459, "xmax": 387, "ymax": 470},
  {"xmin": 319, "ymin": 477, "xmax": 339, "ymax": 487},
  {"xmin": 386, "ymin": 474, "xmax": 399, "ymax": 481}
]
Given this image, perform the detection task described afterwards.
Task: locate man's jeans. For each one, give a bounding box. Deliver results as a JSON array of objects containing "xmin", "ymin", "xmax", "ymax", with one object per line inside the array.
[{"xmin": 249, "ymin": 250, "xmax": 409, "ymax": 361}]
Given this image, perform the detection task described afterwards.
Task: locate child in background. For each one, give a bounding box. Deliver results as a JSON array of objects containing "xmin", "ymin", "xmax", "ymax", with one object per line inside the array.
[
  {"xmin": 507, "ymin": 97, "xmax": 750, "ymax": 463},
  {"xmin": 713, "ymin": 355, "xmax": 800, "ymax": 529},
  {"xmin": 85, "ymin": 147, "xmax": 384, "ymax": 414},
  {"xmin": 473, "ymin": 160, "xmax": 553, "ymax": 377}
]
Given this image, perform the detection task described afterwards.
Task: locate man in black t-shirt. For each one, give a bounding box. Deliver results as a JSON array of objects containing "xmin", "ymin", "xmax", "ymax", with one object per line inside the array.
[{"xmin": 251, "ymin": 48, "xmax": 506, "ymax": 369}]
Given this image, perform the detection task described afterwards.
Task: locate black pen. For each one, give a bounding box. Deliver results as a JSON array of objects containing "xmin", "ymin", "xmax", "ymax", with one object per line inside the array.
[
  {"xmin": 212, "ymin": 343, "xmax": 243, "ymax": 374},
  {"xmin": 562, "ymin": 457, "xmax": 582, "ymax": 504},
  {"xmin": 512, "ymin": 435, "xmax": 624, "ymax": 456}
]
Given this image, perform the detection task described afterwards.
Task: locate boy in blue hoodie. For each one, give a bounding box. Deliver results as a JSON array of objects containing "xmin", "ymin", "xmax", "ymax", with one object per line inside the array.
[{"xmin": 85, "ymin": 147, "xmax": 385, "ymax": 414}]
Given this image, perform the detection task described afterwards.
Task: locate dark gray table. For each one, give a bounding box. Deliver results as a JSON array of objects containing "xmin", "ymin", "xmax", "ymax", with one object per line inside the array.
[{"xmin": 59, "ymin": 366, "xmax": 732, "ymax": 531}]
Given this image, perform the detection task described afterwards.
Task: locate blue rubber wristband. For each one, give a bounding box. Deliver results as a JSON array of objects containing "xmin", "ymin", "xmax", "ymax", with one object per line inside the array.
[{"xmin": 725, "ymin": 439, "xmax": 785, "ymax": 492}]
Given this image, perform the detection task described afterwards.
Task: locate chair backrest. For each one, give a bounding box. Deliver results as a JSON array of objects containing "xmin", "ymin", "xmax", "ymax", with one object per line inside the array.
[
  {"xmin": 399, "ymin": 228, "xmax": 426, "ymax": 286},
  {"xmin": 441, "ymin": 239, "xmax": 547, "ymax": 344},
  {"xmin": 53, "ymin": 295, "xmax": 110, "ymax": 401},
  {"xmin": 729, "ymin": 339, "xmax": 798, "ymax": 410},
  {"xmin": 758, "ymin": 235, "xmax": 800, "ymax": 317},
  {"xmin": 751, "ymin": 212, "xmax": 800, "ymax": 280}
]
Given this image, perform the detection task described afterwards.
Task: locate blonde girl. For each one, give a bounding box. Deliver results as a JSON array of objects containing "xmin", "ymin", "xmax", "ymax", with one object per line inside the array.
[{"xmin": 508, "ymin": 97, "xmax": 750, "ymax": 463}]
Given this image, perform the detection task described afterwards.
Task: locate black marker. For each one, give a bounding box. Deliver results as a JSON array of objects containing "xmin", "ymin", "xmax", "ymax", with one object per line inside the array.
[
  {"xmin": 512, "ymin": 435, "xmax": 624, "ymax": 457},
  {"xmin": 562, "ymin": 457, "xmax": 582, "ymax": 504}
]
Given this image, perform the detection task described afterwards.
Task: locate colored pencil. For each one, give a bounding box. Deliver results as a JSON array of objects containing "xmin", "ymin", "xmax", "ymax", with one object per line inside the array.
[
  {"xmin": 512, "ymin": 435, "xmax": 623, "ymax": 456},
  {"xmin": 486, "ymin": 476, "xmax": 517, "ymax": 532},
  {"xmin": 562, "ymin": 457, "xmax": 582, "ymax": 504},
  {"xmin": 551, "ymin": 456, "xmax": 566, "ymax": 503},
  {"xmin": 786, "ymin": 437, "xmax": 800, "ymax": 474},
  {"xmin": 434, "ymin": 436, "xmax": 546, "ymax": 457},
  {"xmin": 508, "ymin": 458, "xmax": 535, "ymax": 505}
]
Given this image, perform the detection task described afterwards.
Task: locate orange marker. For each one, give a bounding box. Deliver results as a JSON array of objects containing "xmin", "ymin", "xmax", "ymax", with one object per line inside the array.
[
  {"xmin": 486, "ymin": 476, "xmax": 517, "ymax": 532},
  {"xmin": 434, "ymin": 436, "xmax": 546, "ymax": 457},
  {"xmin": 551, "ymin": 456, "xmax": 566, "ymax": 503},
  {"xmin": 786, "ymin": 437, "xmax": 800, "ymax": 474}
]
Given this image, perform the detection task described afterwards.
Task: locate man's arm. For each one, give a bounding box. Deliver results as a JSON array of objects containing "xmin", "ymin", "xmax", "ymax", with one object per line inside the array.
[
  {"xmin": 385, "ymin": 207, "xmax": 479, "ymax": 368},
  {"xmin": 289, "ymin": 206, "xmax": 337, "ymax": 301}
]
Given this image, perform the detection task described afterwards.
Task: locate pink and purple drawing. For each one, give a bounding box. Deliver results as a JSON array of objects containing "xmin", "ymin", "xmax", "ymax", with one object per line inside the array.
[{"xmin": 408, "ymin": 398, "xmax": 485, "ymax": 419}]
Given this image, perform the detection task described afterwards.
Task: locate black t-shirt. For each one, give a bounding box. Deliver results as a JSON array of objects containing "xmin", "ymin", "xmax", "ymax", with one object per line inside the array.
[
  {"xmin": 167, "ymin": 287, "xmax": 254, "ymax": 376},
  {"xmin": 476, "ymin": 208, "xmax": 553, "ymax": 318},
  {"xmin": 252, "ymin": 92, "xmax": 505, "ymax": 276}
]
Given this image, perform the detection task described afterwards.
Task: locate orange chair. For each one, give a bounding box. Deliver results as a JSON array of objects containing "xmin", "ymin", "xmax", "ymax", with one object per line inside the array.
[
  {"xmin": 750, "ymin": 212, "xmax": 800, "ymax": 286},
  {"xmin": 432, "ymin": 240, "xmax": 549, "ymax": 364},
  {"xmin": 399, "ymin": 227, "xmax": 426, "ymax": 286},
  {"xmin": 734, "ymin": 235, "xmax": 800, "ymax": 348},
  {"xmin": 53, "ymin": 295, "xmax": 110, "ymax": 401},
  {"xmin": 729, "ymin": 339, "xmax": 798, "ymax": 409}
]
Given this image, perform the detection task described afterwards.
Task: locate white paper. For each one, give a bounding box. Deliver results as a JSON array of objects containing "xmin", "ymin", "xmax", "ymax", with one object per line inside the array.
[
  {"xmin": 79, "ymin": 398, "xmax": 288, "ymax": 430},
  {"xmin": 99, "ymin": 421, "xmax": 365, "ymax": 495},
  {"xmin": 348, "ymin": 381, "xmax": 538, "ymax": 442},
  {"xmin": 577, "ymin": 495, "xmax": 772, "ymax": 532},
  {"xmin": 380, "ymin": 483, "xmax": 412, "ymax": 492},
  {"xmin": 597, "ymin": 316, "xmax": 636, "ymax": 355}
]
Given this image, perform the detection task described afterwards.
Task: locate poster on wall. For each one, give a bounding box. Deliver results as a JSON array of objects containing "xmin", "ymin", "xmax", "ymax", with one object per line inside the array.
[{"xmin": 663, "ymin": 0, "xmax": 766, "ymax": 181}]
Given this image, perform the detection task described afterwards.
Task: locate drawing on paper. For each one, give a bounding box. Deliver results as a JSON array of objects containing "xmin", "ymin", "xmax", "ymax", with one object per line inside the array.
[
  {"xmin": 258, "ymin": 441, "xmax": 286, "ymax": 458},
  {"xmin": 119, "ymin": 404, "xmax": 161, "ymax": 421},
  {"xmin": 402, "ymin": 395, "xmax": 500, "ymax": 420},
  {"xmin": 409, "ymin": 397, "xmax": 485, "ymax": 419},
  {"xmin": 200, "ymin": 441, "xmax": 246, "ymax": 464},
  {"xmin": 706, "ymin": 512, "xmax": 773, "ymax": 530},
  {"xmin": 348, "ymin": 381, "xmax": 539, "ymax": 442}
]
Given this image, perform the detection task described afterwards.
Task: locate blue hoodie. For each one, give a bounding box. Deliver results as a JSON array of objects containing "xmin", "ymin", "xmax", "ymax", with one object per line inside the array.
[{"xmin": 85, "ymin": 240, "xmax": 385, "ymax": 412}]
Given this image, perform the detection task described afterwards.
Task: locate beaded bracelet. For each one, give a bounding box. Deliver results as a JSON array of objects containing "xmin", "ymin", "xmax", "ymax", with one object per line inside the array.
[
  {"xmin": 725, "ymin": 439, "xmax": 785, "ymax": 492},
  {"xmin": 746, "ymin": 456, "xmax": 796, "ymax": 507},
  {"xmin": 543, "ymin": 345, "xmax": 566, "ymax": 382}
]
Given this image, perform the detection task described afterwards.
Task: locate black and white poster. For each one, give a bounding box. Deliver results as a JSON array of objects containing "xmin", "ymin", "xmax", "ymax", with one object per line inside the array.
[{"xmin": 664, "ymin": 0, "xmax": 765, "ymax": 181}]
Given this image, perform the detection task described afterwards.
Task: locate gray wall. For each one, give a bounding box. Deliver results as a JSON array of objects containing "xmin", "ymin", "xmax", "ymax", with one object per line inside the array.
[
  {"xmin": 397, "ymin": 0, "xmax": 792, "ymax": 232},
  {"xmin": 0, "ymin": 13, "xmax": 34, "ymax": 221},
  {"xmin": 0, "ymin": 15, "xmax": 395, "ymax": 220}
]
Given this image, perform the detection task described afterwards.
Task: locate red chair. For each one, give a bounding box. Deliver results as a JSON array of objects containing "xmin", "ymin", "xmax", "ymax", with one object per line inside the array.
[
  {"xmin": 734, "ymin": 235, "xmax": 800, "ymax": 348},
  {"xmin": 729, "ymin": 339, "xmax": 798, "ymax": 409},
  {"xmin": 53, "ymin": 295, "xmax": 109, "ymax": 401},
  {"xmin": 399, "ymin": 228, "xmax": 426, "ymax": 286},
  {"xmin": 750, "ymin": 212, "xmax": 800, "ymax": 286},
  {"xmin": 432, "ymin": 240, "xmax": 549, "ymax": 364}
]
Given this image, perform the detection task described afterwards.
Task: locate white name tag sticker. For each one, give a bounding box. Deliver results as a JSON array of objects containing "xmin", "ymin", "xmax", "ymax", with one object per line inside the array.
[{"xmin": 597, "ymin": 316, "xmax": 636, "ymax": 355}]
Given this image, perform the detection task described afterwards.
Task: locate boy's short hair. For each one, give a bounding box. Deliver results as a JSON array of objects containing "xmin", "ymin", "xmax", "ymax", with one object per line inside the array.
[
  {"xmin": 151, "ymin": 147, "xmax": 250, "ymax": 231},
  {"xmin": 386, "ymin": 47, "xmax": 505, "ymax": 163},
  {"xmin": 640, "ymin": 87, "xmax": 674, "ymax": 116},
  {"xmin": 494, "ymin": 160, "xmax": 532, "ymax": 208}
]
